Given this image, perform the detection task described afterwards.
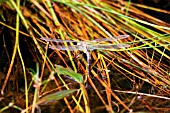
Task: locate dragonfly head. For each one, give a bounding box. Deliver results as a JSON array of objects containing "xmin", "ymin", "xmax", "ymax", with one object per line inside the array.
[{"xmin": 77, "ymin": 41, "xmax": 86, "ymax": 46}]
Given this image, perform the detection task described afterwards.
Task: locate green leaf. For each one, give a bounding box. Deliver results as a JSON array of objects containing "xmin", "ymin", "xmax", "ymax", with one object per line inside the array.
[
  {"xmin": 55, "ymin": 65, "xmax": 83, "ymax": 83},
  {"xmin": 38, "ymin": 89, "xmax": 77, "ymax": 105}
]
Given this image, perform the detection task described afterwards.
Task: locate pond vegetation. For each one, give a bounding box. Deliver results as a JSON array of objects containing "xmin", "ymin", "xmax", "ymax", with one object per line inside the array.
[{"xmin": 0, "ymin": 0, "xmax": 170, "ymax": 112}]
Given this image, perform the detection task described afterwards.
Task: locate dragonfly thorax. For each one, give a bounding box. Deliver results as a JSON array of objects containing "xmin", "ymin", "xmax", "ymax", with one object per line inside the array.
[{"xmin": 77, "ymin": 41, "xmax": 89, "ymax": 53}]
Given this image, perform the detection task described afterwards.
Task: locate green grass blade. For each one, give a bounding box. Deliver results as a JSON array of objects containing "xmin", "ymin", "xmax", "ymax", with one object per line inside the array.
[
  {"xmin": 55, "ymin": 65, "xmax": 83, "ymax": 83},
  {"xmin": 37, "ymin": 89, "xmax": 77, "ymax": 105}
]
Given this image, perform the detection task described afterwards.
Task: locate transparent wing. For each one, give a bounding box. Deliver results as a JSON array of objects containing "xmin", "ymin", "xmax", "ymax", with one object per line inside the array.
[
  {"xmin": 91, "ymin": 35, "xmax": 129, "ymax": 42},
  {"xmin": 40, "ymin": 37, "xmax": 78, "ymax": 43},
  {"xmin": 88, "ymin": 44, "xmax": 130, "ymax": 50},
  {"xmin": 49, "ymin": 45, "xmax": 83, "ymax": 51},
  {"xmin": 49, "ymin": 43, "xmax": 130, "ymax": 51},
  {"xmin": 41, "ymin": 35, "xmax": 129, "ymax": 43}
]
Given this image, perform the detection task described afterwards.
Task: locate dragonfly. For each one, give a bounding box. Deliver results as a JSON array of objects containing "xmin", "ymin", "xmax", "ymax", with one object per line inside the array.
[{"xmin": 40, "ymin": 35, "xmax": 130, "ymax": 78}]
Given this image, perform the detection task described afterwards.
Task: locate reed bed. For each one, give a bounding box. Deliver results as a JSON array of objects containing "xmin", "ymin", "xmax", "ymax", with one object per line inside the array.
[{"xmin": 0, "ymin": 0, "xmax": 170, "ymax": 112}]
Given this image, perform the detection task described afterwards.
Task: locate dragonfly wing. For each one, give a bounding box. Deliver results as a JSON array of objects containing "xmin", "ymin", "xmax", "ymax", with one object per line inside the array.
[
  {"xmin": 88, "ymin": 44, "xmax": 130, "ymax": 50},
  {"xmin": 91, "ymin": 35, "xmax": 129, "ymax": 42},
  {"xmin": 40, "ymin": 37, "xmax": 78, "ymax": 43},
  {"xmin": 49, "ymin": 45, "xmax": 83, "ymax": 51},
  {"xmin": 113, "ymin": 35, "xmax": 130, "ymax": 40}
]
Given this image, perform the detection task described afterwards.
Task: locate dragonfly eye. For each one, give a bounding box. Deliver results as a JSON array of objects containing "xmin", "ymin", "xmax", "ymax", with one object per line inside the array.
[{"xmin": 77, "ymin": 42, "xmax": 86, "ymax": 46}]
